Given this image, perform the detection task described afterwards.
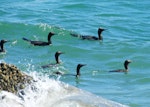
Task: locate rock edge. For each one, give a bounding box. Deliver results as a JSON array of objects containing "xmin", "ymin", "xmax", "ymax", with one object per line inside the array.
[{"xmin": 0, "ymin": 63, "xmax": 32, "ymax": 94}]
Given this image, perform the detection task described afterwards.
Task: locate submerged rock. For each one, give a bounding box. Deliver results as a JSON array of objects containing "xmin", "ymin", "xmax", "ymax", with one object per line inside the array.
[{"xmin": 0, "ymin": 63, "xmax": 32, "ymax": 94}]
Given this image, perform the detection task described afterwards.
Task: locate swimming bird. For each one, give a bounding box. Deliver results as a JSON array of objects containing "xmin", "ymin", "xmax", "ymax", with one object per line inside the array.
[
  {"xmin": 70, "ymin": 28, "xmax": 105, "ymax": 41},
  {"xmin": 41, "ymin": 51, "xmax": 64, "ymax": 68},
  {"xmin": 109, "ymin": 60, "xmax": 132, "ymax": 72},
  {"xmin": 0, "ymin": 40, "xmax": 9, "ymax": 53},
  {"xmin": 75, "ymin": 64, "xmax": 86, "ymax": 77},
  {"xmin": 22, "ymin": 32, "xmax": 55, "ymax": 46},
  {"xmin": 54, "ymin": 64, "xmax": 86, "ymax": 78}
]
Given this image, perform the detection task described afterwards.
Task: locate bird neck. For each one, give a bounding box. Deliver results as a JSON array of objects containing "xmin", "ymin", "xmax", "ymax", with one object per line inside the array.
[
  {"xmin": 0, "ymin": 43, "xmax": 4, "ymax": 52},
  {"xmin": 76, "ymin": 66, "xmax": 81, "ymax": 77},
  {"xmin": 48, "ymin": 35, "xmax": 52, "ymax": 44},
  {"xmin": 98, "ymin": 31, "xmax": 103, "ymax": 40},
  {"xmin": 124, "ymin": 63, "xmax": 128, "ymax": 70},
  {"xmin": 55, "ymin": 54, "xmax": 60, "ymax": 64}
]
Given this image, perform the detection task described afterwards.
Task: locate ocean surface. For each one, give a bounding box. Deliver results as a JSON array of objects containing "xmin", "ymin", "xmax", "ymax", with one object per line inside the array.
[{"xmin": 0, "ymin": 0, "xmax": 150, "ymax": 107}]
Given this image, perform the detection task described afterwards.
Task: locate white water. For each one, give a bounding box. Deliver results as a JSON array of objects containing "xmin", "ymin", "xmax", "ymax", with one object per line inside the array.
[{"xmin": 0, "ymin": 72, "xmax": 128, "ymax": 107}]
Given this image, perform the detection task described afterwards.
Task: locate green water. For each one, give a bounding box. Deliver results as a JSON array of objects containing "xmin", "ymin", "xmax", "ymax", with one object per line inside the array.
[{"xmin": 0, "ymin": 0, "xmax": 150, "ymax": 106}]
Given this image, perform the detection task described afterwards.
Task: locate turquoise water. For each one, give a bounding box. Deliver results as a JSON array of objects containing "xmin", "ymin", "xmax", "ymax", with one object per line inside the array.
[{"xmin": 0, "ymin": 0, "xmax": 150, "ymax": 107}]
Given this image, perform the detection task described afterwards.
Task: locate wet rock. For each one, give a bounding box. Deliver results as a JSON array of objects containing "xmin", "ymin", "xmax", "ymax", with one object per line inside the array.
[{"xmin": 0, "ymin": 63, "xmax": 32, "ymax": 94}]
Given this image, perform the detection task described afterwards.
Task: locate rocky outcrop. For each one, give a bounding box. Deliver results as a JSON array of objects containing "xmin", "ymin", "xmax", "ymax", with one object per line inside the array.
[{"xmin": 0, "ymin": 63, "xmax": 32, "ymax": 94}]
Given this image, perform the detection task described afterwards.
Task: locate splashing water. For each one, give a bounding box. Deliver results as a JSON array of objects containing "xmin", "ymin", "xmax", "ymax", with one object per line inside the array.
[{"xmin": 0, "ymin": 71, "xmax": 128, "ymax": 107}]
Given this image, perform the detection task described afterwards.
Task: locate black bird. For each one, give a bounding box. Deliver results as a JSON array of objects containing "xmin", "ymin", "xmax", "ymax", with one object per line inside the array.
[
  {"xmin": 70, "ymin": 28, "xmax": 105, "ymax": 41},
  {"xmin": 41, "ymin": 51, "xmax": 64, "ymax": 68},
  {"xmin": 22, "ymin": 32, "xmax": 55, "ymax": 46},
  {"xmin": 54, "ymin": 64, "xmax": 86, "ymax": 78},
  {"xmin": 75, "ymin": 64, "xmax": 86, "ymax": 77},
  {"xmin": 0, "ymin": 40, "xmax": 9, "ymax": 53},
  {"xmin": 109, "ymin": 60, "xmax": 132, "ymax": 72}
]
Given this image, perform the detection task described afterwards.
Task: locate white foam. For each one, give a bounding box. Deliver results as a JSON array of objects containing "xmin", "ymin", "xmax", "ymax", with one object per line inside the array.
[{"xmin": 0, "ymin": 72, "xmax": 128, "ymax": 107}]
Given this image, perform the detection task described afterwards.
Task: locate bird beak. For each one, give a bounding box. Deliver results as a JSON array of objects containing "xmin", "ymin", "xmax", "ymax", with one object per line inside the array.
[
  {"xmin": 52, "ymin": 33, "xmax": 55, "ymax": 35},
  {"xmin": 4, "ymin": 40, "xmax": 10, "ymax": 43},
  {"xmin": 82, "ymin": 64, "xmax": 86, "ymax": 67},
  {"xmin": 128, "ymin": 60, "xmax": 132, "ymax": 63},
  {"xmin": 99, "ymin": 27, "xmax": 106, "ymax": 31},
  {"xmin": 60, "ymin": 52, "xmax": 65, "ymax": 54},
  {"xmin": 50, "ymin": 32, "xmax": 55, "ymax": 35}
]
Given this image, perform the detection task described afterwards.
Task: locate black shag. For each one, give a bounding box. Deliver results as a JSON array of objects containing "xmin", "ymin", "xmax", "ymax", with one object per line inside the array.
[
  {"xmin": 70, "ymin": 28, "xmax": 105, "ymax": 41},
  {"xmin": 54, "ymin": 64, "xmax": 86, "ymax": 77},
  {"xmin": 109, "ymin": 60, "xmax": 132, "ymax": 72},
  {"xmin": 22, "ymin": 32, "xmax": 55, "ymax": 46},
  {"xmin": 41, "ymin": 51, "xmax": 64, "ymax": 68},
  {"xmin": 0, "ymin": 40, "xmax": 9, "ymax": 53},
  {"xmin": 75, "ymin": 64, "xmax": 86, "ymax": 77}
]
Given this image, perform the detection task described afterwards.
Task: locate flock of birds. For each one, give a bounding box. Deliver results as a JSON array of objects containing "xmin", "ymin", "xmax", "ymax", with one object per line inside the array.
[{"xmin": 0, "ymin": 27, "xmax": 132, "ymax": 78}]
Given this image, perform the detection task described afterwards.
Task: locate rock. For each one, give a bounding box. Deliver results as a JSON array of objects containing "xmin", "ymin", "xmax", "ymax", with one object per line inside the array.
[{"xmin": 0, "ymin": 63, "xmax": 32, "ymax": 94}]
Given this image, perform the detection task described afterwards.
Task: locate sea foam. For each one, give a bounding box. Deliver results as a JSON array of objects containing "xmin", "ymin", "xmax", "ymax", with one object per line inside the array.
[{"xmin": 0, "ymin": 71, "xmax": 128, "ymax": 107}]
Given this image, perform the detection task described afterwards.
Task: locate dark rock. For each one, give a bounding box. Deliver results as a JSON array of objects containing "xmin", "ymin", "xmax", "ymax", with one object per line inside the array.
[{"xmin": 0, "ymin": 63, "xmax": 32, "ymax": 94}]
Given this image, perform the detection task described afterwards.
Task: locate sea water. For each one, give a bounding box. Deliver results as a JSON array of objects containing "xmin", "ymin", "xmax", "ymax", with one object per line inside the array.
[{"xmin": 0, "ymin": 0, "xmax": 150, "ymax": 107}]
